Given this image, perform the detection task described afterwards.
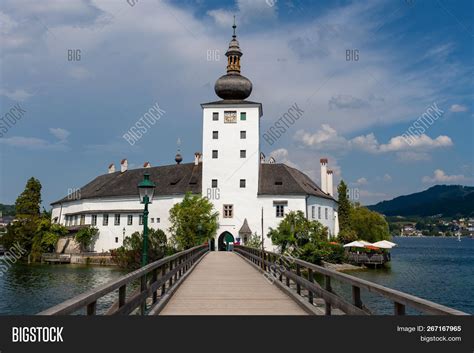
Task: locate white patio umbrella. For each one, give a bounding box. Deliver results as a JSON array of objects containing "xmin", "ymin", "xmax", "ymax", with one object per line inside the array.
[
  {"xmin": 343, "ymin": 241, "xmax": 366, "ymax": 248},
  {"xmin": 359, "ymin": 240, "xmax": 373, "ymax": 246},
  {"xmin": 372, "ymin": 240, "xmax": 397, "ymax": 249}
]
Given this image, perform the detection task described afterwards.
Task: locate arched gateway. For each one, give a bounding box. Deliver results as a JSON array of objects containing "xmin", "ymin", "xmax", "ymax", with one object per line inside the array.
[{"xmin": 217, "ymin": 231, "xmax": 234, "ymax": 251}]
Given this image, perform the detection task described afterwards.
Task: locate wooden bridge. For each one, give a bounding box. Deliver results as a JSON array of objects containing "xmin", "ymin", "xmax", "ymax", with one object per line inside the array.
[{"xmin": 39, "ymin": 245, "xmax": 468, "ymax": 316}]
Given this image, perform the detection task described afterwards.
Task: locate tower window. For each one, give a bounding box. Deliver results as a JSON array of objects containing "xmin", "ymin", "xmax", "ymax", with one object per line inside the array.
[
  {"xmin": 240, "ymin": 150, "xmax": 246, "ymax": 158},
  {"xmin": 223, "ymin": 204, "xmax": 233, "ymax": 218},
  {"xmin": 127, "ymin": 215, "xmax": 133, "ymax": 225},
  {"xmin": 240, "ymin": 179, "xmax": 246, "ymax": 188},
  {"xmin": 114, "ymin": 214, "xmax": 121, "ymax": 226},
  {"xmin": 240, "ymin": 131, "xmax": 246, "ymax": 139},
  {"xmin": 212, "ymin": 131, "xmax": 218, "ymax": 139},
  {"xmin": 139, "ymin": 215, "xmax": 143, "ymax": 225},
  {"xmin": 318, "ymin": 207, "xmax": 321, "ymax": 220},
  {"xmin": 212, "ymin": 150, "xmax": 218, "ymax": 159},
  {"xmin": 115, "ymin": 237, "xmax": 119, "ymax": 243},
  {"xmin": 240, "ymin": 112, "xmax": 246, "ymax": 121},
  {"xmin": 212, "ymin": 179, "xmax": 218, "ymax": 188},
  {"xmin": 103, "ymin": 214, "xmax": 109, "ymax": 226},
  {"xmin": 311, "ymin": 206, "xmax": 315, "ymax": 219},
  {"xmin": 80, "ymin": 214, "xmax": 85, "ymax": 225},
  {"xmin": 325, "ymin": 208, "xmax": 328, "ymax": 220},
  {"xmin": 91, "ymin": 214, "xmax": 97, "ymax": 226},
  {"xmin": 213, "ymin": 112, "xmax": 219, "ymax": 121}
]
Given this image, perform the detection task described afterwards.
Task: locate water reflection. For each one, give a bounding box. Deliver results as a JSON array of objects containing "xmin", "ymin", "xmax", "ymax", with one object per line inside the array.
[{"xmin": 0, "ymin": 263, "xmax": 127, "ymax": 315}]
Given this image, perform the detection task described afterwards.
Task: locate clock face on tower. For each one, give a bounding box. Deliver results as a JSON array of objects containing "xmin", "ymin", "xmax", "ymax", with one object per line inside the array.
[{"xmin": 224, "ymin": 110, "xmax": 237, "ymax": 123}]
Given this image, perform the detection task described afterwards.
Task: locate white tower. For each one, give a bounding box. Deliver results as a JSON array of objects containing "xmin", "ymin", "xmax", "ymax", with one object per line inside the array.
[
  {"xmin": 320, "ymin": 158, "xmax": 328, "ymax": 193},
  {"xmin": 201, "ymin": 21, "xmax": 262, "ymax": 248},
  {"xmin": 327, "ymin": 169, "xmax": 334, "ymax": 196}
]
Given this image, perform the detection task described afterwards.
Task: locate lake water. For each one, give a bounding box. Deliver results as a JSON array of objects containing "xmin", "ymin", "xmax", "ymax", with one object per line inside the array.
[
  {"xmin": 341, "ymin": 236, "xmax": 474, "ymax": 314},
  {"xmin": 0, "ymin": 236, "xmax": 472, "ymax": 315},
  {"xmin": 0, "ymin": 262, "xmax": 127, "ymax": 315}
]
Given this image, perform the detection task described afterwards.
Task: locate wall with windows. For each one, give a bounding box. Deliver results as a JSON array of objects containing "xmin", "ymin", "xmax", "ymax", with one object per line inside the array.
[
  {"xmin": 51, "ymin": 195, "xmax": 183, "ymax": 252},
  {"xmin": 306, "ymin": 196, "xmax": 337, "ymax": 238}
]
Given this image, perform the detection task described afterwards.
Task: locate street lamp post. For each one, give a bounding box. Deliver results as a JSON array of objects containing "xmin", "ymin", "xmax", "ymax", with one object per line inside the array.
[{"xmin": 138, "ymin": 173, "xmax": 156, "ymax": 267}]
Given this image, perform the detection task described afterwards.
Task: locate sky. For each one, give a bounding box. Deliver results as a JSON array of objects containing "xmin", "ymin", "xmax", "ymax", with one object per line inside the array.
[{"xmin": 0, "ymin": 0, "xmax": 473, "ymax": 208}]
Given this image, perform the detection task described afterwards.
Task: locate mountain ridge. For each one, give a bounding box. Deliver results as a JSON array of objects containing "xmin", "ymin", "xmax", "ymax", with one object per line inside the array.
[{"xmin": 368, "ymin": 185, "xmax": 474, "ymax": 217}]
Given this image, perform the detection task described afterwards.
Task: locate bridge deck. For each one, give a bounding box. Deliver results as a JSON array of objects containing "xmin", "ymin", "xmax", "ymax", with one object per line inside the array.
[{"xmin": 159, "ymin": 251, "xmax": 307, "ymax": 315}]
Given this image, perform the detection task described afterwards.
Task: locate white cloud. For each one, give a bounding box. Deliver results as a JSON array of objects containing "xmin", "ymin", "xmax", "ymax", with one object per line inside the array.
[
  {"xmin": 449, "ymin": 104, "xmax": 468, "ymax": 112},
  {"xmin": 0, "ymin": 136, "xmax": 67, "ymax": 150},
  {"xmin": 294, "ymin": 124, "xmax": 348, "ymax": 151},
  {"xmin": 295, "ymin": 124, "xmax": 453, "ymax": 155},
  {"xmin": 422, "ymin": 169, "xmax": 470, "ymax": 184},
  {"xmin": 208, "ymin": 0, "xmax": 277, "ymax": 27},
  {"xmin": 269, "ymin": 148, "xmax": 298, "ymax": 169},
  {"xmin": 0, "ymin": 88, "xmax": 33, "ymax": 101},
  {"xmin": 49, "ymin": 128, "xmax": 70, "ymax": 142},
  {"xmin": 353, "ymin": 177, "xmax": 368, "ymax": 186},
  {"xmin": 383, "ymin": 174, "xmax": 392, "ymax": 182}
]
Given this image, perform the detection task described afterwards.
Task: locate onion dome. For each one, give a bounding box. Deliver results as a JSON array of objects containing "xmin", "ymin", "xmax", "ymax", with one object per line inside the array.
[
  {"xmin": 214, "ymin": 18, "xmax": 253, "ymax": 100},
  {"xmin": 175, "ymin": 152, "xmax": 183, "ymax": 164}
]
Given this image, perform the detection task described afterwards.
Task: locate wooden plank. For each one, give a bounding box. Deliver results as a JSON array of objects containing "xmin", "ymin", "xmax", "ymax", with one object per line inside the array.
[{"xmin": 160, "ymin": 252, "xmax": 307, "ymax": 315}]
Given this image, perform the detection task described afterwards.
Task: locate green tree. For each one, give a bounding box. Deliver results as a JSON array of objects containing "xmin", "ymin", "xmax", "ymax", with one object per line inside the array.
[
  {"xmin": 337, "ymin": 228, "xmax": 358, "ymax": 244},
  {"xmin": 245, "ymin": 232, "xmax": 262, "ymax": 249},
  {"xmin": 75, "ymin": 226, "xmax": 99, "ymax": 251},
  {"xmin": 350, "ymin": 203, "xmax": 390, "ymax": 242},
  {"xmin": 15, "ymin": 177, "xmax": 41, "ymax": 217},
  {"xmin": 337, "ymin": 180, "xmax": 351, "ymax": 232},
  {"xmin": 1, "ymin": 178, "xmax": 43, "ymax": 256},
  {"xmin": 30, "ymin": 216, "xmax": 68, "ymax": 261},
  {"xmin": 111, "ymin": 228, "xmax": 171, "ymax": 269},
  {"xmin": 268, "ymin": 211, "xmax": 328, "ymax": 253},
  {"xmin": 169, "ymin": 192, "xmax": 219, "ymax": 250}
]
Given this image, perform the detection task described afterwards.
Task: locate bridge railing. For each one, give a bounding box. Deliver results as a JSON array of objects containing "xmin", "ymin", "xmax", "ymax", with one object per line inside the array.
[
  {"xmin": 38, "ymin": 244, "xmax": 208, "ymax": 315},
  {"xmin": 234, "ymin": 245, "xmax": 467, "ymax": 316}
]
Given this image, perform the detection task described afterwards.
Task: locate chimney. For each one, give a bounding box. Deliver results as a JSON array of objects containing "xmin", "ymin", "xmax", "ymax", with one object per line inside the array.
[
  {"xmin": 194, "ymin": 152, "xmax": 201, "ymax": 165},
  {"xmin": 143, "ymin": 162, "xmax": 151, "ymax": 168},
  {"xmin": 327, "ymin": 169, "xmax": 334, "ymax": 196},
  {"xmin": 108, "ymin": 163, "xmax": 115, "ymax": 174},
  {"xmin": 120, "ymin": 159, "xmax": 128, "ymax": 173},
  {"xmin": 320, "ymin": 158, "xmax": 328, "ymax": 193}
]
